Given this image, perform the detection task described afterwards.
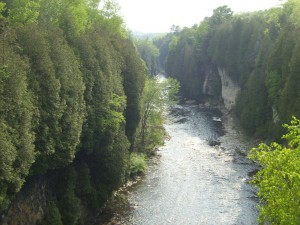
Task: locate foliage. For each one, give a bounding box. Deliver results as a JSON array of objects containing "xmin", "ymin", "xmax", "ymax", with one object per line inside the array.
[
  {"xmin": 99, "ymin": 0, "xmax": 120, "ymax": 19},
  {"xmin": 75, "ymin": 163, "xmax": 98, "ymax": 210},
  {"xmin": 6, "ymin": 0, "xmax": 300, "ymax": 223},
  {"xmin": 0, "ymin": 0, "xmax": 147, "ymax": 222},
  {"xmin": 153, "ymin": 33, "xmax": 173, "ymax": 73},
  {"xmin": 0, "ymin": 35, "xmax": 35, "ymax": 211},
  {"xmin": 168, "ymin": 35, "xmax": 178, "ymax": 52},
  {"xmin": 137, "ymin": 76, "xmax": 179, "ymax": 152},
  {"xmin": 134, "ymin": 38, "xmax": 160, "ymax": 75},
  {"xmin": 284, "ymin": 0, "xmax": 300, "ymax": 27},
  {"xmin": 8, "ymin": 0, "xmax": 41, "ymax": 25},
  {"xmin": 118, "ymin": 39, "xmax": 147, "ymax": 148},
  {"xmin": 129, "ymin": 153, "xmax": 147, "ymax": 176},
  {"xmin": 42, "ymin": 201, "xmax": 63, "ymax": 225},
  {"xmin": 96, "ymin": 0, "xmax": 126, "ymax": 36},
  {"xmin": 208, "ymin": 5, "xmax": 233, "ymax": 27},
  {"xmin": 159, "ymin": 2, "xmax": 300, "ymax": 223},
  {"xmin": 162, "ymin": 1, "xmax": 300, "ymax": 138},
  {"xmin": 0, "ymin": 2, "xmax": 6, "ymax": 20},
  {"xmin": 56, "ymin": 167, "xmax": 81, "ymax": 225},
  {"xmin": 165, "ymin": 26, "xmax": 203, "ymax": 99},
  {"xmin": 75, "ymin": 25, "xmax": 131, "ymax": 195},
  {"xmin": 236, "ymin": 67, "xmax": 271, "ymax": 136},
  {"xmin": 249, "ymin": 117, "xmax": 300, "ymax": 225},
  {"xmin": 15, "ymin": 24, "xmax": 86, "ymax": 173}
]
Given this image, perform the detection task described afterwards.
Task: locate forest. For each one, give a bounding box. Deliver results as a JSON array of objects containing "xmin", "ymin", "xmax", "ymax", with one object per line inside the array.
[
  {"xmin": 1, "ymin": 0, "xmax": 300, "ymax": 224},
  {"xmin": 0, "ymin": 0, "xmax": 179, "ymax": 224},
  {"xmin": 156, "ymin": 0, "xmax": 300, "ymax": 140}
]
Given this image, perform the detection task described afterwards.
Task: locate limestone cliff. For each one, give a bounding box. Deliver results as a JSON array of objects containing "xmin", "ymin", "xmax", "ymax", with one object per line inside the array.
[
  {"xmin": 201, "ymin": 66, "xmax": 240, "ymax": 110},
  {"xmin": 202, "ymin": 66, "xmax": 222, "ymax": 100},
  {"xmin": 218, "ymin": 67, "xmax": 241, "ymax": 111}
]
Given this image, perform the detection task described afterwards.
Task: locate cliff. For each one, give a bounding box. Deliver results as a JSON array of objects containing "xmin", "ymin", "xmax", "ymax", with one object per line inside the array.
[
  {"xmin": 218, "ymin": 67, "xmax": 240, "ymax": 111},
  {"xmin": 202, "ymin": 66, "xmax": 222, "ymax": 100},
  {"xmin": 0, "ymin": 179, "xmax": 46, "ymax": 225},
  {"xmin": 201, "ymin": 66, "xmax": 240, "ymax": 111}
]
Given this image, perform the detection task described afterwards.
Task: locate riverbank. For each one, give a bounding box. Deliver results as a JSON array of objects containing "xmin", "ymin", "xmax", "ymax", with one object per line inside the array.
[{"xmin": 94, "ymin": 154, "xmax": 162, "ymax": 225}]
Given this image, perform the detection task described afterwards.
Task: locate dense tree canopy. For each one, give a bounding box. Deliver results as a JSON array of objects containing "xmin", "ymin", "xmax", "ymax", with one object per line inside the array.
[
  {"xmin": 3, "ymin": 0, "xmax": 300, "ymax": 223},
  {"xmin": 134, "ymin": 38, "xmax": 160, "ymax": 75},
  {"xmin": 0, "ymin": 0, "xmax": 147, "ymax": 223},
  {"xmin": 0, "ymin": 34, "xmax": 35, "ymax": 211}
]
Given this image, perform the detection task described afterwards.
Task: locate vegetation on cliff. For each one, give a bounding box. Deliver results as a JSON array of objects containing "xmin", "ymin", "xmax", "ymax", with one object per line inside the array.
[
  {"xmin": 2, "ymin": 0, "xmax": 300, "ymax": 223},
  {"xmin": 0, "ymin": 0, "xmax": 178, "ymax": 224},
  {"xmin": 156, "ymin": 0, "xmax": 300, "ymax": 139}
]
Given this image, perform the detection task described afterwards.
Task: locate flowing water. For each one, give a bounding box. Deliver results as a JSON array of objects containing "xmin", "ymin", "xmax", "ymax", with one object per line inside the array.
[{"xmin": 107, "ymin": 104, "xmax": 259, "ymax": 225}]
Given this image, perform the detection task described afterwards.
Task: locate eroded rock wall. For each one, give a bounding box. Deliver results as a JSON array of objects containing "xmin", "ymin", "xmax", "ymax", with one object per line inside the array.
[
  {"xmin": 202, "ymin": 66, "xmax": 222, "ymax": 100},
  {"xmin": 0, "ymin": 178, "xmax": 46, "ymax": 225},
  {"xmin": 218, "ymin": 67, "xmax": 240, "ymax": 111}
]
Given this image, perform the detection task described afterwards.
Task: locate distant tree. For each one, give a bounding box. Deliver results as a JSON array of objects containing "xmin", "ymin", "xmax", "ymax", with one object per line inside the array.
[
  {"xmin": 100, "ymin": 0, "xmax": 120, "ymax": 19},
  {"xmin": 283, "ymin": 0, "xmax": 300, "ymax": 27},
  {"xmin": 170, "ymin": 24, "xmax": 181, "ymax": 34},
  {"xmin": 8, "ymin": 0, "xmax": 41, "ymax": 25},
  {"xmin": 0, "ymin": 2, "xmax": 6, "ymax": 20},
  {"xmin": 209, "ymin": 5, "xmax": 233, "ymax": 27},
  {"xmin": 279, "ymin": 45, "xmax": 300, "ymax": 120},
  {"xmin": 59, "ymin": 0, "xmax": 89, "ymax": 38},
  {"xmin": 97, "ymin": 0, "xmax": 126, "ymax": 36},
  {"xmin": 135, "ymin": 39, "xmax": 160, "ymax": 75},
  {"xmin": 138, "ymin": 76, "xmax": 179, "ymax": 152},
  {"xmin": 153, "ymin": 33, "xmax": 173, "ymax": 72},
  {"xmin": 266, "ymin": 70, "xmax": 281, "ymax": 108},
  {"xmin": 165, "ymin": 27, "xmax": 203, "ymax": 99}
]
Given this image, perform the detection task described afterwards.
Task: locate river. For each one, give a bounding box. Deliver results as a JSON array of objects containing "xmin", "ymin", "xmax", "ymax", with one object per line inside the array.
[{"xmin": 103, "ymin": 104, "xmax": 259, "ymax": 225}]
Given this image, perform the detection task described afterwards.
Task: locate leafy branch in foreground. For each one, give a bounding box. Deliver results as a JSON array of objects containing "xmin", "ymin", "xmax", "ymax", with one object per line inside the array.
[{"xmin": 249, "ymin": 116, "xmax": 300, "ymax": 225}]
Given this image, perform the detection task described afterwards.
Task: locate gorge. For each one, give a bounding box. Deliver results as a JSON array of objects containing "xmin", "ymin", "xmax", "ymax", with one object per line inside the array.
[{"xmin": 1, "ymin": 0, "xmax": 300, "ymax": 224}]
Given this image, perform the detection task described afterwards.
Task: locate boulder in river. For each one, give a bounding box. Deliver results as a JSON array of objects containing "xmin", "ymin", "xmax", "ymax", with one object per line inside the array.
[{"xmin": 174, "ymin": 117, "xmax": 188, "ymax": 123}]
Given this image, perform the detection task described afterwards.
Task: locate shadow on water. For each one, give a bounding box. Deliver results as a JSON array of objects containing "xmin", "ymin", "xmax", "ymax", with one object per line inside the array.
[{"xmin": 100, "ymin": 103, "xmax": 259, "ymax": 225}]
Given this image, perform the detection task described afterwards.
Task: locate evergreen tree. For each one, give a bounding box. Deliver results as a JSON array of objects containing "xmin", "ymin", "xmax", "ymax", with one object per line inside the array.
[{"xmin": 0, "ymin": 33, "xmax": 35, "ymax": 210}]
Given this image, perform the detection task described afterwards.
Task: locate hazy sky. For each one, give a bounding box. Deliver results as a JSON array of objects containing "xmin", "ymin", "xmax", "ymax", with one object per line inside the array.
[{"xmin": 117, "ymin": 0, "xmax": 284, "ymax": 33}]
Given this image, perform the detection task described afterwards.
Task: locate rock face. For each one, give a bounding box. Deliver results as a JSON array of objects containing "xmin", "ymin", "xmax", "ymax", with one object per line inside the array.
[
  {"xmin": 201, "ymin": 66, "xmax": 240, "ymax": 110},
  {"xmin": 0, "ymin": 178, "xmax": 46, "ymax": 225},
  {"xmin": 272, "ymin": 107, "xmax": 280, "ymax": 124},
  {"xmin": 218, "ymin": 67, "xmax": 240, "ymax": 111},
  {"xmin": 202, "ymin": 66, "xmax": 222, "ymax": 100}
]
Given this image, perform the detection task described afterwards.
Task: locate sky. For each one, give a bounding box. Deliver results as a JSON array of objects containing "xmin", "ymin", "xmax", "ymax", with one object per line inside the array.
[{"xmin": 116, "ymin": 0, "xmax": 285, "ymax": 33}]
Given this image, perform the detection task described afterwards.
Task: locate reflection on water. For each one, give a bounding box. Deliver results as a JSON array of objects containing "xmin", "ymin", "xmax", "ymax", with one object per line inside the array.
[{"xmin": 118, "ymin": 105, "xmax": 258, "ymax": 225}]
